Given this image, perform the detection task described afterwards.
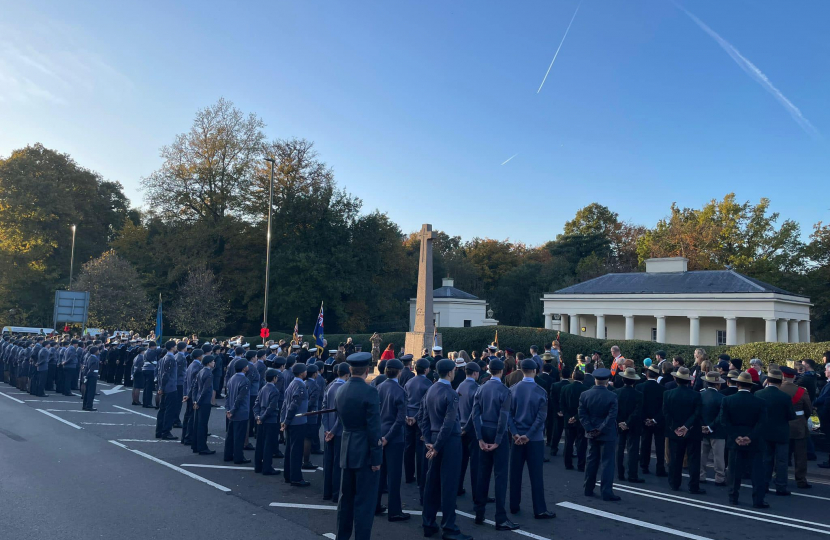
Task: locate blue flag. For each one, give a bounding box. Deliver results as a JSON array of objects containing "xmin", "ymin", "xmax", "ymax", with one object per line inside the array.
[
  {"xmin": 155, "ymin": 294, "xmax": 163, "ymax": 342},
  {"xmin": 313, "ymin": 302, "xmax": 324, "ymax": 350}
]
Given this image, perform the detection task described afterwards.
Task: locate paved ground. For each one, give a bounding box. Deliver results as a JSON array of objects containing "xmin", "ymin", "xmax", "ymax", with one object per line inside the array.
[{"xmin": 2, "ymin": 381, "xmax": 830, "ymax": 540}]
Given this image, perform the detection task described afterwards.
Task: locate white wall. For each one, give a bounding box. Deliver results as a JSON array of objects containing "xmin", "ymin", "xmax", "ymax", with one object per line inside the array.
[{"xmin": 409, "ymin": 298, "xmax": 497, "ymax": 330}]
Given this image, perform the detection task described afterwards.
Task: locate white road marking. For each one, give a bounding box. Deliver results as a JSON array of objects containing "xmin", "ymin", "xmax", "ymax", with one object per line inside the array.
[
  {"xmin": 108, "ymin": 440, "xmax": 231, "ymax": 492},
  {"xmin": 36, "ymin": 409, "xmax": 82, "ymax": 429},
  {"xmin": 45, "ymin": 409, "xmax": 127, "ymax": 414},
  {"xmin": 80, "ymin": 422, "xmax": 155, "ymax": 427},
  {"xmin": 25, "ymin": 399, "xmax": 98, "ymax": 403},
  {"xmin": 113, "ymin": 404, "xmax": 157, "ymax": 419},
  {"xmin": 210, "ymin": 434, "xmax": 224, "ymax": 440},
  {"xmin": 270, "ymin": 503, "xmax": 337, "ymax": 510},
  {"xmin": 615, "ymin": 484, "xmax": 830, "ymax": 534},
  {"xmin": 0, "ymin": 391, "xmax": 24, "ymax": 404},
  {"xmin": 181, "ymin": 464, "xmax": 257, "ymax": 471},
  {"xmin": 116, "ymin": 438, "xmax": 219, "ymax": 444},
  {"xmin": 323, "ymin": 534, "xmax": 336, "ymax": 540},
  {"xmin": 558, "ymin": 501, "xmax": 712, "ymax": 540},
  {"xmin": 684, "ymin": 472, "xmax": 830, "ymax": 502},
  {"xmin": 456, "ymin": 510, "xmax": 550, "ymax": 540}
]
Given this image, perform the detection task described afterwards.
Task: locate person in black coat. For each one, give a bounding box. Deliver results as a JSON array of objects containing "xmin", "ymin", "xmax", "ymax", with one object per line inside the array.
[
  {"xmin": 548, "ymin": 366, "xmax": 570, "ymax": 456},
  {"xmin": 717, "ymin": 372, "xmax": 768, "ymax": 508},
  {"xmin": 755, "ymin": 369, "xmax": 796, "ymax": 496},
  {"xmin": 637, "ymin": 364, "xmax": 667, "ymax": 476},
  {"xmin": 720, "ymin": 370, "xmax": 739, "ymax": 397},
  {"xmin": 614, "ymin": 368, "xmax": 643, "ymax": 483},
  {"xmin": 699, "ymin": 372, "xmax": 726, "ymax": 486},
  {"xmin": 662, "ymin": 367, "xmax": 704, "ymax": 494},
  {"xmin": 578, "ymin": 368, "xmax": 620, "ymax": 501},
  {"xmin": 560, "ymin": 369, "xmax": 589, "ymax": 471}
]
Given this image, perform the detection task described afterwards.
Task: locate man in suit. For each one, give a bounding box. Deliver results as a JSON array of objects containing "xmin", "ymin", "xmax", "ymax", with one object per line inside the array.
[
  {"xmin": 335, "ymin": 352, "xmax": 383, "ymax": 540},
  {"xmin": 756, "ymin": 368, "xmax": 796, "ymax": 495},
  {"xmin": 815, "ymin": 362, "xmax": 830, "ymax": 468},
  {"xmin": 561, "ymin": 369, "xmax": 589, "ymax": 471},
  {"xmin": 779, "ymin": 366, "xmax": 812, "ymax": 487},
  {"xmin": 579, "ymin": 368, "xmax": 620, "ymax": 501},
  {"xmin": 404, "ymin": 358, "xmax": 432, "ymax": 497},
  {"xmin": 456, "ymin": 362, "xmax": 480, "ymax": 498},
  {"xmin": 698, "ymin": 371, "xmax": 726, "ymax": 486},
  {"xmin": 662, "ymin": 367, "xmax": 705, "ymax": 494},
  {"xmin": 614, "ymin": 367, "xmax": 643, "ymax": 483},
  {"xmin": 323, "ymin": 363, "xmax": 349, "ymax": 502},
  {"xmin": 718, "ymin": 371, "xmax": 768, "ymax": 507},
  {"xmin": 549, "ymin": 365, "xmax": 570, "ymax": 457},
  {"xmin": 375, "ymin": 358, "xmax": 409, "ymax": 521},
  {"xmin": 637, "ymin": 364, "xmax": 667, "ymax": 477}
]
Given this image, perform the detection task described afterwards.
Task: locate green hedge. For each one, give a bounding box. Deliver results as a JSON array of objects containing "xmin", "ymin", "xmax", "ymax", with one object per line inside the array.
[{"xmin": 718, "ymin": 342, "xmax": 830, "ymax": 366}]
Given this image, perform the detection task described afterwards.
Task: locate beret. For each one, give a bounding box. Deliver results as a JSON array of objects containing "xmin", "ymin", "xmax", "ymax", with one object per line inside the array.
[
  {"xmin": 465, "ymin": 362, "xmax": 481, "ymax": 373},
  {"xmin": 292, "ymin": 363, "xmax": 307, "ymax": 375},
  {"xmin": 415, "ymin": 358, "xmax": 431, "ymax": 370},
  {"xmin": 265, "ymin": 368, "xmax": 280, "ymax": 380},
  {"xmin": 234, "ymin": 359, "xmax": 247, "ymax": 372},
  {"xmin": 336, "ymin": 363, "xmax": 351, "ymax": 376},
  {"xmin": 436, "ymin": 358, "xmax": 456, "ymax": 372},
  {"xmin": 385, "ymin": 359, "xmax": 404, "ymax": 370},
  {"xmin": 245, "ymin": 350, "xmax": 257, "ymax": 360},
  {"xmin": 191, "ymin": 349, "xmax": 204, "ymax": 358},
  {"xmin": 520, "ymin": 358, "xmax": 537, "ymax": 371},
  {"xmin": 488, "ymin": 358, "xmax": 505, "ymax": 371},
  {"xmin": 272, "ymin": 356, "xmax": 286, "ymax": 367},
  {"xmin": 306, "ymin": 363, "xmax": 318, "ymax": 374}
]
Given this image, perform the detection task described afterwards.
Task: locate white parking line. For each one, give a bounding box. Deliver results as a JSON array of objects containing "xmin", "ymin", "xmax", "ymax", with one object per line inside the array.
[
  {"xmin": 25, "ymin": 399, "xmax": 98, "ymax": 404},
  {"xmin": 113, "ymin": 404, "xmax": 157, "ymax": 419},
  {"xmin": 323, "ymin": 534, "xmax": 336, "ymax": 540},
  {"xmin": 115, "ymin": 438, "xmax": 220, "ymax": 444},
  {"xmin": 44, "ymin": 409, "xmax": 127, "ymax": 414},
  {"xmin": 80, "ymin": 422, "xmax": 155, "ymax": 427},
  {"xmin": 683, "ymin": 472, "xmax": 830, "ymax": 502},
  {"xmin": 0, "ymin": 391, "xmax": 24, "ymax": 404},
  {"xmin": 36, "ymin": 409, "xmax": 82, "ymax": 429},
  {"xmin": 181, "ymin": 464, "xmax": 256, "ymax": 471},
  {"xmin": 108, "ymin": 440, "xmax": 231, "ymax": 492},
  {"xmin": 558, "ymin": 502, "xmax": 712, "ymax": 540}
]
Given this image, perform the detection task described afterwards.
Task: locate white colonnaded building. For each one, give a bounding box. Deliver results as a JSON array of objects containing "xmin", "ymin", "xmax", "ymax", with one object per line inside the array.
[
  {"xmin": 541, "ymin": 257, "xmax": 811, "ymax": 346},
  {"xmin": 409, "ymin": 278, "xmax": 499, "ymax": 330}
]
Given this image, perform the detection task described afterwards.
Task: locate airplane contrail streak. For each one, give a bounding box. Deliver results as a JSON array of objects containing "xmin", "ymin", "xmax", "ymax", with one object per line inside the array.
[
  {"xmin": 501, "ymin": 153, "xmax": 518, "ymax": 165},
  {"xmin": 537, "ymin": 0, "xmax": 582, "ymax": 94}
]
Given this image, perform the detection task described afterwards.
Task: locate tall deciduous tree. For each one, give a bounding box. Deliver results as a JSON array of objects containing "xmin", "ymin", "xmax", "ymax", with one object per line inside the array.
[
  {"xmin": 74, "ymin": 251, "xmax": 151, "ymax": 330},
  {"xmin": 168, "ymin": 267, "xmax": 228, "ymax": 335}
]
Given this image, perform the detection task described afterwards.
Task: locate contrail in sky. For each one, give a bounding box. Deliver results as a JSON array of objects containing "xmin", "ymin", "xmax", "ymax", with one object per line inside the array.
[
  {"xmin": 501, "ymin": 153, "xmax": 518, "ymax": 165},
  {"xmin": 675, "ymin": 3, "xmax": 819, "ymax": 138},
  {"xmin": 537, "ymin": 1, "xmax": 582, "ymax": 94}
]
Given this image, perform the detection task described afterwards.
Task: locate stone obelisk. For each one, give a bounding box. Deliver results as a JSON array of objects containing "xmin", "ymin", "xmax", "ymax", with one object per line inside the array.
[{"xmin": 405, "ymin": 224, "xmax": 441, "ymax": 356}]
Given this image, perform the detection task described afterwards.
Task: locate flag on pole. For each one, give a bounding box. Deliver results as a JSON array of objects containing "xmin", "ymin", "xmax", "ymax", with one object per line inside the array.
[
  {"xmin": 313, "ymin": 302, "xmax": 325, "ymax": 352},
  {"xmin": 433, "ymin": 326, "xmax": 438, "ymax": 349},
  {"xmin": 494, "ymin": 329, "xmax": 499, "ymax": 348},
  {"xmin": 155, "ymin": 294, "xmax": 163, "ymax": 342},
  {"xmin": 292, "ymin": 318, "xmax": 299, "ymax": 344}
]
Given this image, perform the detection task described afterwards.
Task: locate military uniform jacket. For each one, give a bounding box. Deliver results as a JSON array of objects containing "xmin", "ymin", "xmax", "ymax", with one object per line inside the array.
[
  {"xmin": 184, "ymin": 359, "xmax": 202, "ymax": 397},
  {"xmin": 281, "ymin": 378, "xmax": 308, "ymax": 425},
  {"xmin": 699, "ymin": 388, "xmax": 725, "ymax": 439},
  {"xmin": 279, "ymin": 368, "xmax": 294, "ymax": 400},
  {"xmin": 305, "ymin": 377, "xmax": 320, "ymax": 425},
  {"xmin": 780, "ymin": 380, "xmax": 812, "ymax": 439},
  {"xmin": 226, "ymin": 372, "xmax": 251, "ymax": 421},
  {"xmin": 399, "ymin": 367, "xmax": 414, "ymax": 388},
  {"xmin": 717, "ymin": 390, "xmax": 767, "ymax": 450},
  {"xmin": 63, "ymin": 346, "xmax": 79, "ymax": 368},
  {"xmin": 159, "ymin": 352, "xmax": 178, "ymax": 393},
  {"xmin": 378, "ymin": 378, "xmax": 406, "ymax": 444},
  {"xmin": 404, "ymin": 375, "xmax": 432, "ymax": 418},
  {"xmin": 334, "ymin": 377, "xmax": 382, "ymax": 469},
  {"xmin": 37, "ymin": 347, "xmax": 49, "ymax": 371},
  {"xmin": 755, "ymin": 386, "xmax": 797, "ymax": 444},
  {"xmin": 560, "ymin": 380, "xmax": 588, "ymax": 421},
  {"xmin": 456, "ymin": 377, "xmax": 479, "ymax": 433},
  {"xmin": 84, "ymin": 354, "xmax": 100, "ymax": 379},
  {"xmin": 247, "ymin": 361, "xmax": 261, "ymax": 397},
  {"xmin": 418, "ymin": 380, "xmax": 461, "ymax": 452},
  {"xmin": 662, "ymin": 386, "xmax": 702, "ymax": 441},
  {"xmin": 175, "ymin": 352, "xmax": 187, "ymax": 387},
  {"xmin": 253, "ymin": 382, "xmax": 281, "ymax": 423},
  {"xmin": 132, "ymin": 353, "xmax": 145, "ymax": 376},
  {"xmin": 614, "ymin": 386, "xmax": 643, "ymax": 433},
  {"xmin": 471, "ymin": 377, "xmax": 512, "ymax": 442},
  {"xmin": 194, "ymin": 366, "xmax": 214, "ymax": 407},
  {"xmin": 578, "ymin": 385, "xmax": 618, "ymax": 442},
  {"xmin": 509, "ymin": 379, "xmax": 548, "ymax": 441},
  {"xmin": 322, "ymin": 379, "xmax": 345, "ymax": 436}
]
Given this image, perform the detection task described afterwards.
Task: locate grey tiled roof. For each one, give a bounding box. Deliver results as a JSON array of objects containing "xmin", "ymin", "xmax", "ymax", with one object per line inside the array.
[
  {"xmin": 554, "ymin": 270, "xmax": 804, "ymax": 297},
  {"xmin": 433, "ymin": 286, "xmax": 480, "ymax": 300}
]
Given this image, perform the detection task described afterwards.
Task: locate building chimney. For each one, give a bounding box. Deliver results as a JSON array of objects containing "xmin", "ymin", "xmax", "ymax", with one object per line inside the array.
[
  {"xmin": 442, "ymin": 277, "xmax": 454, "ymax": 288},
  {"xmin": 645, "ymin": 257, "xmax": 688, "ymax": 273}
]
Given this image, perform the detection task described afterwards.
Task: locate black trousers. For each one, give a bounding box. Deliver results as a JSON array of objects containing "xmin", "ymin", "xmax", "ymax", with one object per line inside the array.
[
  {"xmin": 143, "ymin": 375, "xmax": 155, "ymax": 407},
  {"xmin": 509, "ymin": 439, "xmax": 548, "ymax": 515},
  {"xmin": 174, "ymin": 385, "xmax": 184, "ymax": 425},
  {"xmin": 46, "ymin": 363, "xmax": 56, "ymax": 391},
  {"xmin": 404, "ymin": 422, "xmax": 425, "ymax": 486},
  {"xmin": 224, "ymin": 419, "xmax": 247, "ymax": 463},
  {"xmin": 283, "ymin": 424, "xmax": 304, "ymax": 483},
  {"xmin": 668, "ymin": 437, "xmax": 701, "ymax": 491},
  {"xmin": 549, "ymin": 414, "xmax": 566, "ymax": 453},
  {"xmin": 70, "ymin": 366, "xmax": 78, "ymax": 390},
  {"xmin": 255, "ymin": 423, "xmax": 279, "ymax": 473},
  {"xmin": 337, "ymin": 465, "xmax": 380, "ymax": 540},
  {"xmin": 617, "ymin": 428, "xmax": 641, "ymax": 480},
  {"xmin": 727, "ymin": 447, "xmax": 764, "ymax": 505},
  {"xmin": 422, "ymin": 434, "xmax": 462, "ymax": 534},
  {"xmin": 155, "ymin": 393, "xmax": 177, "ymax": 437},
  {"xmin": 181, "ymin": 399, "xmax": 195, "ymax": 444},
  {"xmin": 33, "ymin": 371, "xmax": 47, "ymax": 396},
  {"xmin": 564, "ymin": 421, "xmax": 587, "ymax": 469},
  {"xmin": 763, "ymin": 441, "xmax": 788, "ymax": 492},
  {"xmin": 459, "ymin": 431, "xmax": 480, "ymax": 498},
  {"xmin": 55, "ymin": 365, "xmax": 64, "ymax": 393},
  {"xmin": 62, "ymin": 367, "xmax": 76, "ymax": 395},
  {"xmin": 377, "ymin": 442, "xmax": 404, "ymax": 515},
  {"xmin": 248, "ymin": 396, "xmax": 257, "ymax": 437},
  {"xmin": 474, "ymin": 427, "xmax": 509, "ymax": 523},
  {"xmin": 114, "ymin": 363, "xmax": 125, "ymax": 385},
  {"xmin": 640, "ymin": 423, "xmax": 666, "ymax": 474},
  {"xmin": 82, "ymin": 376, "xmax": 97, "ymax": 409},
  {"xmin": 193, "ymin": 404, "xmax": 211, "ymax": 453},
  {"xmin": 585, "ymin": 437, "xmax": 616, "ymax": 499},
  {"xmin": 323, "ymin": 435, "xmax": 342, "ymax": 501}
]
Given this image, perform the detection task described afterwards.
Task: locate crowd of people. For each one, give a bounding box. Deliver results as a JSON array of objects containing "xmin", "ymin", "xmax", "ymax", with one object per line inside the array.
[{"xmin": 2, "ymin": 330, "xmax": 830, "ymax": 540}]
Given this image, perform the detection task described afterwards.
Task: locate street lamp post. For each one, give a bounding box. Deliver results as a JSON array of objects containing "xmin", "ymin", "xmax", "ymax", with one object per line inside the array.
[
  {"xmin": 69, "ymin": 224, "xmax": 77, "ymax": 290},
  {"xmin": 263, "ymin": 158, "xmax": 276, "ymax": 327}
]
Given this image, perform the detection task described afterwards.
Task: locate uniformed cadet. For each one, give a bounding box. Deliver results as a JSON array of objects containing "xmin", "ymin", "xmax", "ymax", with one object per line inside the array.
[
  {"xmin": 142, "ymin": 342, "xmax": 160, "ymax": 408},
  {"xmin": 404, "ymin": 357, "xmax": 432, "ymax": 497},
  {"xmin": 254, "ymin": 368, "xmax": 282, "ymax": 475},
  {"xmin": 614, "ymin": 367, "xmax": 643, "ymax": 483},
  {"xmin": 780, "ymin": 366, "xmax": 812, "ymax": 488},
  {"xmin": 560, "ymin": 369, "xmax": 589, "ymax": 471},
  {"xmin": 375, "ymin": 358, "xmax": 409, "ymax": 521},
  {"xmin": 399, "ymin": 354, "xmax": 415, "ymax": 387},
  {"xmin": 271, "ymin": 354, "xmax": 287, "ymax": 459},
  {"xmin": 637, "ymin": 363, "xmax": 667, "ymax": 476},
  {"xmin": 313, "ymin": 360, "xmax": 327, "ymax": 455},
  {"xmin": 245, "ymin": 350, "xmax": 260, "ymax": 446},
  {"xmin": 372, "ymin": 359, "xmax": 388, "ymax": 388},
  {"xmin": 418, "ymin": 358, "xmax": 471, "ymax": 540},
  {"xmin": 173, "ymin": 341, "xmax": 187, "ymax": 429},
  {"xmin": 323, "ymin": 363, "xmax": 350, "ymax": 503},
  {"xmin": 192, "ymin": 353, "xmax": 215, "ymax": 455},
  {"xmin": 579, "ymin": 367, "xmax": 620, "ymax": 501},
  {"xmin": 457, "ymin": 362, "xmax": 480, "ymax": 499},
  {"xmin": 82, "ymin": 346, "xmax": 100, "ymax": 411},
  {"xmin": 62, "ymin": 339, "xmax": 80, "ymax": 396},
  {"xmin": 155, "ymin": 342, "xmax": 178, "ymax": 440},
  {"xmin": 334, "ymin": 352, "xmax": 382, "ymax": 540},
  {"xmin": 131, "ymin": 346, "xmax": 145, "ymax": 405},
  {"xmin": 281, "ymin": 362, "xmax": 310, "ymax": 486},
  {"xmin": 181, "ymin": 349, "xmax": 203, "ymax": 446},
  {"xmin": 211, "ymin": 345, "xmax": 224, "ymax": 406},
  {"xmin": 662, "ymin": 367, "xmax": 704, "ymax": 494},
  {"xmin": 224, "ymin": 359, "xmax": 251, "ymax": 464},
  {"xmin": 755, "ymin": 369, "xmax": 796, "ymax": 496},
  {"xmin": 508, "ymin": 358, "xmax": 554, "ymax": 519},
  {"xmin": 255, "ymin": 348, "xmax": 268, "ymax": 389},
  {"xmin": 33, "ymin": 340, "xmax": 50, "ymax": 397},
  {"xmin": 302, "ymin": 363, "xmax": 321, "ymax": 470}
]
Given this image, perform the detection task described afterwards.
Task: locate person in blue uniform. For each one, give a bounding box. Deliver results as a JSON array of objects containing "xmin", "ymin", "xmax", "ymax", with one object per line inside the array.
[
  {"xmin": 156, "ymin": 341, "xmax": 179, "ymax": 440},
  {"xmin": 131, "ymin": 345, "xmax": 146, "ymax": 405},
  {"xmin": 192, "ymin": 354, "xmax": 215, "ymax": 455},
  {"xmin": 456, "ymin": 362, "xmax": 480, "ymax": 499},
  {"xmin": 614, "ymin": 367, "xmax": 644, "ymax": 483},
  {"xmin": 334, "ymin": 352, "xmax": 382, "ymax": 540},
  {"xmin": 61, "ymin": 339, "xmax": 79, "ymax": 397},
  {"xmin": 33, "ymin": 340, "xmax": 50, "ymax": 397},
  {"xmin": 404, "ymin": 358, "xmax": 432, "ymax": 498},
  {"xmin": 281, "ymin": 362, "xmax": 309, "ymax": 486},
  {"xmin": 419, "ymin": 358, "xmax": 472, "ymax": 540},
  {"xmin": 254, "ymin": 368, "xmax": 282, "ymax": 475},
  {"xmin": 245, "ymin": 350, "xmax": 260, "ymax": 448},
  {"xmin": 399, "ymin": 354, "xmax": 415, "ymax": 387},
  {"xmin": 270, "ymin": 355, "xmax": 287, "ymax": 459},
  {"xmin": 82, "ymin": 346, "xmax": 100, "ymax": 411},
  {"xmin": 548, "ymin": 365, "xmax": 570, "ymax": 456},
  {"xmin": 170, "ymin": 341, "xmax": 187, "ymax": 429},
  {"xmin": 313, "ymin": 360, "xmax": 327, "ymax": 455},
  {"xmin": 372, "ymin": 360, "xmax": 388, "ymax": 388},
  {"xmin": 472, "ymin": 358, "xmax": 520, "ymax": 531},
  {"xmin": 662, "ymin": 367, "xmax": 705, "ymax": 494},
  {"xmin": 181, "ymin": 349, "xmax": 203, "ymax": 446},
  {"xmin": 323, "ymin": 363, "xmax": 350, "ymax": 503},
  {"xmin": 578, "ymin": 367, "xmax": 620, "ymax": 501},
  {"xmin": 302, "ymin": 363, "xmax": 321, "ymax": 470},
  {"xmin": 142, "ymin": 342, "xmax": 159, "ymax": 408},
  {"xmin": 508, "ymin": 359, "xmax": 555, "ymax": 519},
  {"xmin": 375, "ymin": 358, "xmax": 409, "ymax": 521},
  {"xmin": 224, "ymin": 359, "xmax": 251, "ymax": 464}
]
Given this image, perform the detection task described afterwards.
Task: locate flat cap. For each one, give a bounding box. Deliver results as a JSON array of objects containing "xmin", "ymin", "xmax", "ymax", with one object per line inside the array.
[
  {"xmin": 593, "ymin": 368, "xmax": 612, "ymax": 380},
  {"xmin": 346, "ymin": 352, "xmax": 372, "ymax": 367},
  {"xmin": 401, "ymin": 354, "xmax": 414, "ymax": 362}
]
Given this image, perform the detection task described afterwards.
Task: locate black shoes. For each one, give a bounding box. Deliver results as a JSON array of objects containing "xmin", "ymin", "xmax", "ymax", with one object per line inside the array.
[
  {"xmin": 628, "ymin": 478, "xmax": 645, "ymax": 483},
  {"xmin": 243, "ymin": 443, "xmax": 255, "ymax": 451},
  {"xmin": 389, "ymin": 514, "xmax": 411, "ymax": 522},
  {"xmin": 82, "ymin": 408, "xmax": 97, "ymax": 411},
  {"xmin": 816, "ymin": 462, "xmax": 830, "ymax": 469},
  {"xmin": 495, "ymin": 520, "xmax": 520, "ymax": 530},
  {"xmin": 291, "ymin": 481, "xmax": 311, "ymax": 487},
  {"xmin": 774, "ymin": 489, "xmax": 791, "ymax": 496},
  {"xmin": 274, "ymin": 450, "xmax": 284, "ymax": 458},
  {"xmin": 311, "ymin": 450, "xmax": 325, "ymax": 455},
  {"xmin": 302, "ymin": 463, "xmax": 317, "ymax": 470},
  {"xmin": 441, "ymin": 533, "xmax": 472, "ymax": 540},
  {"xmin": 199, "ymin": 450, "xmax": 216, "ymax": 455},
  {"xmin": 457, "ymin": 489, "xmax": 466, "ymax": 496},
  {"xmin": 534, "ymin": 511, "xmax": 556, "ymax": 519},
  {"xmin": 423, "ymin": 526, "xmax": 440, "ymax": 538},
  {"xmin": 656, "ymin": 471, "xmax": 668, "ymax": 477},
  {"xmin": 375, "ymin": 505, "xmax": 387, "ymax": 515},
  {"xmin": 689, "ymin": 489, "xmax": 707, "ymax": 495},
  {"xmin": 263, "ymin": 469, "xmax": 281, "ymax": 476},
  {"xmin": 602, "ymin": 495, "xmax": 621, "ymax": 502},
  {"xmin": 714, "ymin": 482, "xmax": 726, "ymax": 487},
  {"xmin": 235, "ymin": 458, "xmax": 252, "ymax": 464},
  {"xmin": 172, "ymin": 422, "xmax": 183, "ymax": 429},
  {"xmin": 161, "ymin": 434, "xmax": 177, "ymax": 440},
  {"xmin": 753, "ymin": 502, "xmax": 770, "ymax": 509}
]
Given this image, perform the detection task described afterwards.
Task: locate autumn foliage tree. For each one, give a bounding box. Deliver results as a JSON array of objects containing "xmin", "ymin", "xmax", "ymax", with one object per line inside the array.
[
  {"xmin": 169, "ymin": 267, "xmax": 228, "ymax": 335},
  {"xmin": 74, "ymin": 250, "xmax": 151, "ymax": 330}
]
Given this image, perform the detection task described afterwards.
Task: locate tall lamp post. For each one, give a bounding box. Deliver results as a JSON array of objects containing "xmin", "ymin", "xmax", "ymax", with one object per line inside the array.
[
  {"xmin": 263, "ymin": 158, "xmax": 276, "ymax": 327},
  {"xmin": 69, "ymin": 224, "xmax": 77, "ymax": 290}
]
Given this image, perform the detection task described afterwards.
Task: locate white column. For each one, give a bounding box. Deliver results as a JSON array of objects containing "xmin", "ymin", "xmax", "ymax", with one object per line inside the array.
[
  {"xmin": 799, "ymin": 320, "xmax": 810, "ymax": 343},
  {"xmin": 596, "ymin": 315, "xmax": 606, "ymax": 339},
  {"xmin": 544, "ymin": 313, "xmax": 553, "ymax": 330},
  {"xmin": 656, "ymin": 316, "xmax": 666, "ymax": 344},
  {"xmin": 625, "ymin": 316, "xmax": 635, "ymax": 340},
  {"xmin": 764, "ymin": 318, "xmax": 777, "ymax": 343},
  {"xmin": 689, "ymin": 316, "xmax": 700, "ymax": 346},
  {"xmin": 789, "ymin": 320, "xmax": 799, "ymax": 344},
  {"xmin": 725, "ymin": 317, "xmax": 737, "ymax": 346},
  {"xmin": 569, "ymin": 314, "xmax": 579, "ymax": 335},
  {"xmin": 777, "ymin": 319, "xmax": 789, "ymax": 344}
]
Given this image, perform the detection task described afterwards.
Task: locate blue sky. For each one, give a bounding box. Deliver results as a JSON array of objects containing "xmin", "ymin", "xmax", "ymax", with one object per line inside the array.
[{"xmin": 1, "ymin": 0, "xmax": 828, "ymax": 245}]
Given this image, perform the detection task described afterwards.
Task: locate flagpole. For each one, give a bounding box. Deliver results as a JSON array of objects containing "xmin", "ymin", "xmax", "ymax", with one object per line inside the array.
[{"xmin": 263, "ymin": 157, "xmax": 275, "ymax": 328}]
